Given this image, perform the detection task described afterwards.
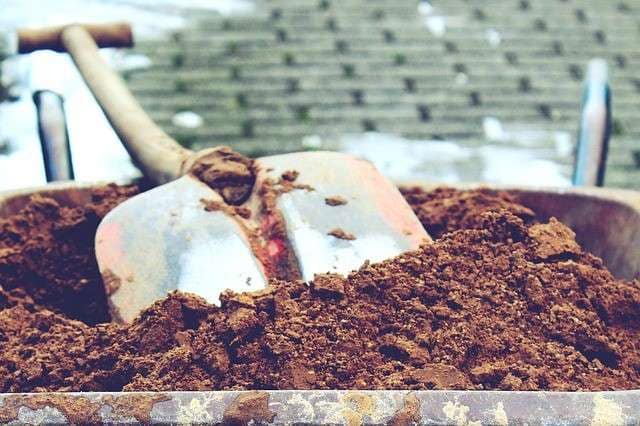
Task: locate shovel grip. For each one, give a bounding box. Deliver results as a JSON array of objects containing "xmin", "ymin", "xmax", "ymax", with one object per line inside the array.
[
  {"xmin": 18, "ymin": 22, "xmax": 133, "ymax": 53},
  {"xmin": 50, "ymin": 24, "xmax": 191, "ymax": 184}
]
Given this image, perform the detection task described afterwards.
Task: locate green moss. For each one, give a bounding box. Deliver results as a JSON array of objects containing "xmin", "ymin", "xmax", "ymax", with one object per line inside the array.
[
  {"xmin": 241, "ymin": 120, "xmax": 255, "ymax": 138},
  {"xmin": 342, "ymin": 64, "xmax": 356, "ymax": 78},
  {"xmin": 295, "ymin": 105, "xmax": 311, "ymax": 121},
  {"xmin": 174, "ymin": 132, "xmax": 198, "ymax": 148},
  {"xmin": 612, "ymin": 118, "xmax": 624, "ymax": 136},
  {"xmin": 170, "ymin": 31, "xmax": 183, "ymax": 43},
  {"xmin": 230, "ymin": 66, "xmax": 241, "ymax": 80},
  {"xmin": 236, "ymin": 93, "xmax": 248, "ymax": 108},
  {"xmin": 174, "ymin": 79, "xmax": 188, "ymax": 93},
  {"xmin": 172, "ymin": 53, "xmax": 185, "ymax": 68},
  {"xmin": 226, "ymin": 41, "xmax": 239, "ymax": 55},
  {"xmin": 283, "ymin": 52, "xmax": 295, "ymax": 66},
  {"xmin": 394, "ymin": 53, "xmax": 407, "ymax": 66}
]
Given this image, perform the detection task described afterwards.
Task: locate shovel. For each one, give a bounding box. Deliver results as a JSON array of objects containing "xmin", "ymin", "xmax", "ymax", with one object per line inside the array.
[{"xmin": 19, "ymin": 23, "xmax": 431, "ymax": 322}]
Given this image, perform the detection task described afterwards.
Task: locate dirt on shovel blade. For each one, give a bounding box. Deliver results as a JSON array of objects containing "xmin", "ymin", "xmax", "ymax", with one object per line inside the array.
[{"xmin": 1, "ymin": 184, "xmax": 640, "ymax": 392}]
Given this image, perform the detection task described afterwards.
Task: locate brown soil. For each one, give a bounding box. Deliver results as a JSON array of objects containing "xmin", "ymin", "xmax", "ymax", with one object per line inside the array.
[
  {"xmin": 0, "ymin": 184, "xmax": 136, "ymax": 325},
  {"xmin": 328, "ymin": 228, "xmax": 356, "ymax": 240},
  {"xmin": 325, "ymin": 196, "xmax": 348, "ymax": 206},
  {"xmin": 188, "ymin": 146, "xmax": 256, "ymax": 205},
  {"xmin": 400, "ymin": 186, "xmax": 536, "ymax": 238},
  {"xmin": 1, "ymin": 185, "xmax": 640, "ymax": 393}
]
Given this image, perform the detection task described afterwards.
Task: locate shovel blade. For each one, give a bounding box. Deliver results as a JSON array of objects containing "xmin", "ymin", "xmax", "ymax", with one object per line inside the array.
[
  {"xmin": 95, "ymin": 175, "xmax": 267, "ymax": 323},
  {"xmin": 96, "ymin": 152, "xmax": 429, "ymax": 322},
  {"xmin": 257, "ymin": 152, "xmax": 430, "ymax": 281}
]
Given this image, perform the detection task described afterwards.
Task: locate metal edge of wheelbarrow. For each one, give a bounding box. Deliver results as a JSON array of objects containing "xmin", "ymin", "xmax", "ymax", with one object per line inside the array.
[{"xmin": 0, "ymin": 182, "xmax": 639, "ymax": 424}]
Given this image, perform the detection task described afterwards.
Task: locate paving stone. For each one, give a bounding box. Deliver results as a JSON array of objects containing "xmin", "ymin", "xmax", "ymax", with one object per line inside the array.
[{"xmin": 124, "ymin": 0, "xmax": 640, "ymax": 189}]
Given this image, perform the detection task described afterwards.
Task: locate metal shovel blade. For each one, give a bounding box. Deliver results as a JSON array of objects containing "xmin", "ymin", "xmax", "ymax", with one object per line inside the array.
[
  {"xmin": 95, "ymin": 175, "xmax": 267, "ymax": 323},
  {"xmin": 257, "ymin": 151, "xmax": 430, "ymax": 281},
  {"xmin": 96, "ymin": 152, "xmax": 430, "ymax": 322}
]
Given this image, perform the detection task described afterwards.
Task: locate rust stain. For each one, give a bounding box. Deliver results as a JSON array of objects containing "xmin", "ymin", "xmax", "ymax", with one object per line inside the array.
[
  {"xmin": 222, "ymin": 391, "xmax": 276, "ymax": 425},
  {"xmin": 389, "ymin": 393, "xmax": 421, "ymax": 426},
  {"xmin": 103, "ymin": 393, "xmax": 170, "ymax": 424},
  {"xmin": 341, "ymin": 392, "xmax": 376, "ymax": 426},
  {"xmin": 0, "ymin": 394, "xmax": 102, "ymax": 424}
]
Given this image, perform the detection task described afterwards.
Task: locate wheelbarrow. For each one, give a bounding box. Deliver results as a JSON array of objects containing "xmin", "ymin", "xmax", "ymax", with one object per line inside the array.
[
  {"xmin": 1, "ymin": 23, "xmax": 640, "ymax": 425},
  {"xmin": 1, "ymin": 179, "xmax": 640, "ymax": 423}
]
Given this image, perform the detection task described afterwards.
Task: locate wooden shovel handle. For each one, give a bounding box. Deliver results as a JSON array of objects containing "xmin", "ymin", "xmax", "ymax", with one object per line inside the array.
[
  {"xmin": 18, "ymin": 22, "xmax": 133, "ymax": 53},
  {"xmin": 19, "ymin": 24, "xmax": 192, "ymax": 184}
]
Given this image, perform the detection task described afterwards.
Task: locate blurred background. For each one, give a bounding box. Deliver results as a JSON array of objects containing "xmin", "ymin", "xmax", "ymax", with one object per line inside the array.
[{"xmin": 1, "ymin": 0, "xmax": 638, "ymax": 190}]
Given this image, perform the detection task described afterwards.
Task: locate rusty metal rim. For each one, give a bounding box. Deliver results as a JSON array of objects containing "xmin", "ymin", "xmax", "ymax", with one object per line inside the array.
[{"xmin": 0, "ymin": 389, "xmax": 639, "ymax": 424}]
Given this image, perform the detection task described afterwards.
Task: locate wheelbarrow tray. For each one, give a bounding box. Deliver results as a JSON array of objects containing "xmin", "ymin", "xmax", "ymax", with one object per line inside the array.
[{"xmin": 1, "ymin": 182, "xmax": 639, "ymax": 424}]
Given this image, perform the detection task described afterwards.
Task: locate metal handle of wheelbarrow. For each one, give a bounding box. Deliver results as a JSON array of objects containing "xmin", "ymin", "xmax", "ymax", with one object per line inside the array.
[
  {"xmin": 17, "ymin": 23, "xmax": 192, "ymax": 185},
  {"xmin": 32, "ymin": 90, "xmax": 75, "ymax": 181},
  {"xmin": 572, "ymin": 58, "xmax": 611, "ymax": 187}
]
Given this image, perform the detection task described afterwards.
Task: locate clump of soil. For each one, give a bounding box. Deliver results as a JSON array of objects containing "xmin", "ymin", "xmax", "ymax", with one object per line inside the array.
[
  {"xmin": 328, "ymin": 228, "xmax": 356, "ymax": 240},
  {"xmin": 325, "ymin": 196, "xmax": 348, "ymax": 206},
  {"xmin": 1, "ymin": 185, "xmax": 640, "ymax": 393},
  {"xmin": 187, "ymin": 146, "xmax": 256, "ymax": 205},
  {"xmin": 400, "ymin": 186, "xmax": 536, "ymax": 238}
]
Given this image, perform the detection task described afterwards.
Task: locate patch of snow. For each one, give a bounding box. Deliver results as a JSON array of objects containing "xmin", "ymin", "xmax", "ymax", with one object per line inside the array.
[
  {"xmin": 2, "ymin": 55, "xmax": 29, "ymax": 89},
  {"xmin": 425, "ymin": 16, "xmax": 446, "ymax": 37},
  {"xmin": 0, "ymin": 32, "xmax": 17, "ymax": 59},
  {"xmin": 301, "ymin": 134, "xmax": 322, "ymax": 149},
  {"xmin": 0, "ymin": 0, "xmax": 185, "ymax": 39},
  {"xmin": 111, "ymin": 52, "xmax": 153, "ymax": 72},
  {"xmin": 336, "ymin": 132, "xmax": 571, "ymax": 186},
  {"xmin": 0, "ymin": 44, "xmax": 140, "ymax": 189},
  {"xmin": 340, "ymin": 133, "xmax": 474, "ymax": 183},
  {"xmin": 504, "ymin": 129, "xmax": 572, "ymax": 150},
  {"xmin": 122, "ymin": 0, "xmax": 255, "ymax": 15},
  {"xmin": 29, "ymin": 51, "xmax": 70, "ymax": 95},
  {"xmin": 417, "ymin": 1, "xmax": 434, "ymax": 16},
  {"xmin": 483, "ymin": 117, "xmax": 574, "ymax": 155},
  {"xmin": 172, "ymin": 111, "xmax": 203, "ymax": 129},
  {"xmin": 455, "ymin": 72, "xmax": 468, "ymax": 86},
  {"xmin": 0, "ymin": 0, "xmax": 256, "ymax": 43},
  {"xmin": 554, "ymin": 131, "xmax": 573, "ymax": 157},
  {"xmin": 483, "ymin": 117, "xmax": 507, "ymax": 142},
  {"xmin": 0, "ymin": 0, "xmax": 255, "ymax": 37},
  {"xmin": 479, "ymin": 145, "xmax": 570, "ymax": 186},
  {"xmin": 0, "ymin": 93, "xmax": 47, "ymax": 190},
  {"xmin": 0, "ymin": 0, "xmax": 258, "ymax": 190},
  {"xmin": 485, "ymin": 28, "xmax": 501, "ymax": 47}
]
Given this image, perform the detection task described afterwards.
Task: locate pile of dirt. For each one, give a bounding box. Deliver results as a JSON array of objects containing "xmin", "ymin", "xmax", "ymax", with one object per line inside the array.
[
  {"xmin": 400, "ymin": 186, "xmax": 536, "ymax": 238},
  {"xmin": 1, "ymin": 185, "xmax": 639, "ymax": 393},
  {"xmin": 0, "ymin": 185, "xmax": 137, "ymax": 325}
]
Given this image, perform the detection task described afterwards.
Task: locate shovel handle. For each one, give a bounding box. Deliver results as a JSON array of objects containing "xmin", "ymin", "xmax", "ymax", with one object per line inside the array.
[
  {"xmin": 18, "ymin": 22, "xmax": 133, "ymax": 53},
  {"xmin": 18, "ymin": 24, "xmax": 192, "ymax": 185}
]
